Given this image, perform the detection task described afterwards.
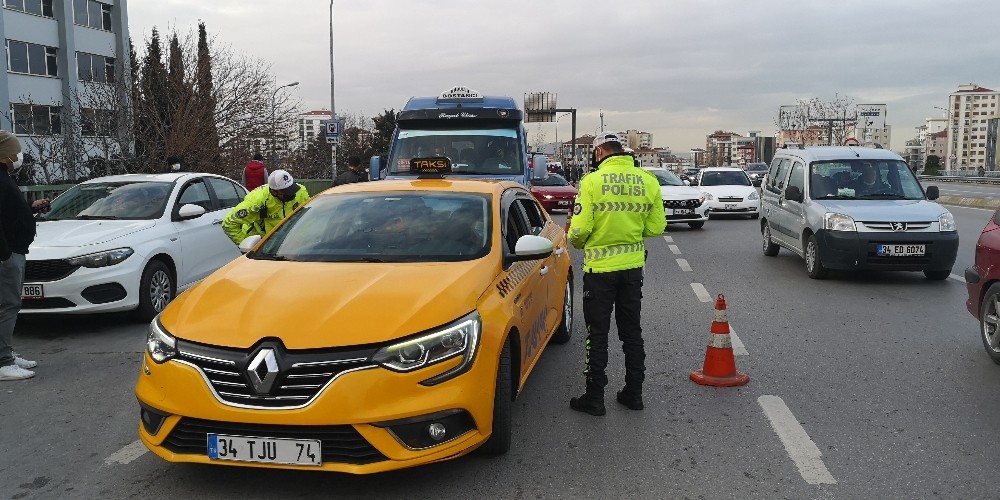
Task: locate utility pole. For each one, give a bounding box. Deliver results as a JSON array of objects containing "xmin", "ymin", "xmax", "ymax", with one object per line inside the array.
[{"xmin": 812, "ymin": 116, "xmax": 856, "ymax": 145}]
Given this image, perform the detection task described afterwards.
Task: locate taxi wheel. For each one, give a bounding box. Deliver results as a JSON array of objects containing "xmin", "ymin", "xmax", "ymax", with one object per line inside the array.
[
  {"xmin": 479, "ymin": 339, "xmax": 512, "ymax": 455},
  {"xmin": 980, "ymin": 283, "xmax": 1000, "ymax": 365},
  {"xmin": 805, "ymin": 235, "xmax": 828, "ymax": 279},
  {"xmin": 550, "ymin": 278, "xmax": 573, "ymax": 344},
  {"xmin": 762, "ymin": 223, "xmax": 779, "ymax": 257},
  {"xmin": 133, "ymin": 260, "xmax": 174, "ymax": 322}
]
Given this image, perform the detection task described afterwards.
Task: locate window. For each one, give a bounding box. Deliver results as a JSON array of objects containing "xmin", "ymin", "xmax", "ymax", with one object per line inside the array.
[
  {"xmin": 5, "ymin": 0, "xmax": 53, "ymax": 17},
  {"xmin": 11, "ymin": 103, "xmax": 61, "ymax": 135},
  {"xmin": 74, "ymin": 0, "xmax": 112, "ymax": 31},
  {"xmin": 206, "ymin": 177, "xmax": 246, "ymax": 210},
  {"xmin": 787, "ymin": 161, "xmax": 805, "ymax": 196},
  {"xmin": 766, "ymin": 158, "xmax": 791, "ymax": 194},
  {"xmin": 76, "ymin": 52, "xmax": 115, "ymax": 83},
  {"xmin": 178, "ymin": 181, "xmax": 212, "ymax": 211},
  {"xmin": 80, "ymin": 108, "xmax": 116, "ymax": 137},
  {"xmin": 6, "ymin": 39, "xmax": 57, "ymax": 76}
]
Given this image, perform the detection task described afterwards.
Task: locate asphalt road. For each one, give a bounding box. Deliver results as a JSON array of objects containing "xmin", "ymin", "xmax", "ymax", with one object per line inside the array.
[
  {"xmin": 1, "ymin": 207, "xmax": 996, "ymax": 499},
  {"xmin": 925, "ymin": 180, "xmax": 1000, "ymax": 199}
]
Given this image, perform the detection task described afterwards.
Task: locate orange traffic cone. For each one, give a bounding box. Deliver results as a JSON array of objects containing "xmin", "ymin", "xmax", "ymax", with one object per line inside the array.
[{"xmin": 690, "ymin": 294, "xmax": 750, "ymax": 387}]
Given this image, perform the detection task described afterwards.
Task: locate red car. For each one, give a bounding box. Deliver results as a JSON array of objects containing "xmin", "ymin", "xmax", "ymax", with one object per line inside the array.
[
  {"xmin": 966, "ymin": 206, "xmax": 1000, "ymax": 363},
  {"xmin": 529, "ymin": 173, "xmax": 578, "ymax": 212}
]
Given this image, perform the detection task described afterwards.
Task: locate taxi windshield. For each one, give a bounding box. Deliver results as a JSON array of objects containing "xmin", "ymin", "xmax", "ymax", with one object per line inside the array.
[
  {"xmin": 253, "ymin": 192, "xmax": 492, "ymax": 263},
  {"xmin": 387, "ymin": 128, "xmax": 523, "ymax": 177}
]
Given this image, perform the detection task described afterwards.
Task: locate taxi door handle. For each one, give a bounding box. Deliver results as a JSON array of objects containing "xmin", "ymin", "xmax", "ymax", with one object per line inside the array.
[
  {"xmin": 554, "ymin": 247, "xmax": 565, "ymax": 257},
  {"xmin": 539, "ymin": 266, "xmax": 550, "ymax": 276}
]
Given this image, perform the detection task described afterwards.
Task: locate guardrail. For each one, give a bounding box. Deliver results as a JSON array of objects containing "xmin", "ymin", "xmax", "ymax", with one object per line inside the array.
[{"xmin": 918, "ymin": 175, "xmax": 1000, "ymax": 185}]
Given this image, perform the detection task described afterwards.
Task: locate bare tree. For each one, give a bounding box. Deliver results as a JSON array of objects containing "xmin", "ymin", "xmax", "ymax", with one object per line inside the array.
[{"xmin": 774, "ymin": 94, "xmax": 857, "ymax": 146}]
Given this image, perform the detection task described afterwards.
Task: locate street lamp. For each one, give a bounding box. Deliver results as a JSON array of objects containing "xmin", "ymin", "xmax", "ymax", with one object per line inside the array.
[
  {"xmin": 271, "ymin": 81, "xmax": 299, "ymax": 165},
  {"xmin": 554, "ymin": 112, "xmax": 571, "ymax": 164}
]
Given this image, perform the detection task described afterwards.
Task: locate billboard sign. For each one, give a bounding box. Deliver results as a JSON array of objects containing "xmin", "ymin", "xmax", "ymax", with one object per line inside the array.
[
  {"xmin": 856, "ymin": 104, "xmax": 887, "ymax": 130},
  {"xmin": 778, "ymin": 105, "xmax": 809, "ymax": 131}
]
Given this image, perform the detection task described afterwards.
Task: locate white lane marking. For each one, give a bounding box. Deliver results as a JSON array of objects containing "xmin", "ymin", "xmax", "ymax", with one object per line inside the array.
[
  {"xmin": 105, "ymin": 440, "xmax": 148, "ymax": 466},
  {"xmin": 758, "ymin": 395, "xmax": 837, "ymax": 485},
  {"xmin": 662, "ymin": 235, "xmax": 673, "ymax": 243},
  {"xmin": 676, "ymin": 258, "xmax": 692, "ymax": 272},
  {"xmin": 949, "ymin": 273, "xmax": 964, "ymax": 282},
  {"xmin": 690, "ymin": 283, "xmax": 712, "ymax": 302},
  {"xmin": 728, "ymin": 325, "xmax": 748, "ymax": 356},
  {"xmin": 669, "ymin": 244, "xmax": 681, "ymax": 255}
]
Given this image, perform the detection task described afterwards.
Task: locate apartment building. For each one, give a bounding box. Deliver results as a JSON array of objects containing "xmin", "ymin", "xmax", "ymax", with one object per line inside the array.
[
  {"xmin": 947, "ymin": 83, "xmax": 999, "ymax": 170},
  {"xmin": 1, "ymin": 0, "xmax": 131, "ymax": 175},
  {"xmin": 298, "ymin": 109, "xmax": 331, "ymax": 144}
]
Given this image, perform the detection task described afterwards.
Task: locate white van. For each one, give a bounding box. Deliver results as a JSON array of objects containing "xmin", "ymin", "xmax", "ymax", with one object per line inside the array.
[{"xmin": 759, "ymin": 145, "xmax": 958, "ymax": 280}]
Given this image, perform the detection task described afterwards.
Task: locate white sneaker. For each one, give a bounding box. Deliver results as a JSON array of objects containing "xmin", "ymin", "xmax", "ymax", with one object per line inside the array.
[
  {"xmin": 0, "ymin": 364, "xmax": 35, "ymax": 380},
  {"xmin": 14, "ymin": 356, "xmax": 37, "ymax": 369}
]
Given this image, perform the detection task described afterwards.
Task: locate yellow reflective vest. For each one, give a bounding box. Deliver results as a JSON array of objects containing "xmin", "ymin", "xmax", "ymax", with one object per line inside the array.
[
  {"xmin": 222, "ymin": 184, "xmax": 311, "ymax": 245},
  {"xmin": 568, "ymin": 154, "xmax": 665, "ymax": 273}
]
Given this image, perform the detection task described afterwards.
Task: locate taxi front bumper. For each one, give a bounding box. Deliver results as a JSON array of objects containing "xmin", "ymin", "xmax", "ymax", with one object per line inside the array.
[{"xmin": 135, "ymin": 345, "xmax": 500, "ymax": 474}]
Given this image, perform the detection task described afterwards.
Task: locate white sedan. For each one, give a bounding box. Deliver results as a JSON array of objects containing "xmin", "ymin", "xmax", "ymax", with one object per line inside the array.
[
  {"xmin": 694, "ymin": 167, "xmax": 760, "ymax": 219},
  {"xmin": 22, "ymin": 173, "xmax": 247, "ymax": 320},
  {"xmin": 643, "ymin": 168, "xmax": 708, "ymax": 229}
]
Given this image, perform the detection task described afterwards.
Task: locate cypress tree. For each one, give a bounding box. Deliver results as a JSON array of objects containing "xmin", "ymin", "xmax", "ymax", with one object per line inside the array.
[{"xmin": 196, "ymin": 22, "xmax": 220, "ymax": 165}]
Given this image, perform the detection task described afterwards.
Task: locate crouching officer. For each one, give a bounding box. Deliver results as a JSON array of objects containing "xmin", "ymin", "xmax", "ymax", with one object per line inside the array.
[
  {"xmin": 567, "ymin": 133, "xmax": 665, "ymax": 416},
  {"xmin": 222, "ymin": 169, "xmax": 310, "ymax": 246}
]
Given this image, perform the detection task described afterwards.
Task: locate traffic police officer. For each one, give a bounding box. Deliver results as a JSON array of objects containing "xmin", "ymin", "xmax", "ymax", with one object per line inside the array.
[
  {"xmin": 222, "ymin": 169, "xmax": 310, "ymax": 246},
  {"xmin": 567, "ymin": 133, "xmax": 665, "ymax": 416}
]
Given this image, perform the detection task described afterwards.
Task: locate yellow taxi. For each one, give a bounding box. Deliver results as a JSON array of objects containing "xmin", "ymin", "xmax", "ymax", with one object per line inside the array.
[{"xmin": 135, "ymin": 160, "xmax": 574, "ymax": 474}]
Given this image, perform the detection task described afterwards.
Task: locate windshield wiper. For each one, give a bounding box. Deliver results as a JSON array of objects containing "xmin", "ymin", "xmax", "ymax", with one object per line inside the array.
[
  {"xmin": 813, "ymin": 194, "xmax": 853, "ymax": 199},
  {"xmin": 858, "ymin": 193, "xmax": 906, "ymax": 199},
  {"xmin": 74, "ymin": 215, "xmax": 118, "ymax": 220},
  {"xmin": 252, "ymin": 254, "xmax": 290, "ymax": 261}
]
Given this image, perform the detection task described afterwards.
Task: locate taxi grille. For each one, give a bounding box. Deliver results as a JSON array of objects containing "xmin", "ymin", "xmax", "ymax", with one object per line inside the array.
[
  {"xmin": 664, "ymin": 199, "xmax": 702, "ymax": 209},
  {"xmin": 25, "ymin": 259, "xmax": 79, "ymax": 282},
  {"xmin": 177, "ymin": 340, "xmax": 378, "ymax": 409},
  {"xmin": 162, "ymin": 417, "xmax": 387, "ymax": 465}
]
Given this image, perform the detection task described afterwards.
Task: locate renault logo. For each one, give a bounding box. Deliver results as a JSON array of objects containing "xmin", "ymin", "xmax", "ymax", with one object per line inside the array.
[
  {"xmin": 247, "ymin": 348, "xmax": 279, "ymax": 394},
  {"xmin": 890, "ymin": 222, "xmax": 907, "ymax": 231}
]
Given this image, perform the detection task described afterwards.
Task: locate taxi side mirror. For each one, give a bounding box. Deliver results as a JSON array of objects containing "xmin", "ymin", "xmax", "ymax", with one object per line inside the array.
[
  {"xmin": 504, "ymin": 234, "xmax": 553, "ymax": 268},
  {"xmin": 238, "ymin": 235, "xmax": 262, "ymax": 254}
]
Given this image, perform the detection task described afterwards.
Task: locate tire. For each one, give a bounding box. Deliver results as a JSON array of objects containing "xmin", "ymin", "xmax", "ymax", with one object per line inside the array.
[
  {"xmin": 687, "ymin": 221, "xmax": 705, "ymax": 229},
  {"xmin": 923, "ymin": 270, "xmax": 951, "ymax": 280},
  {"xmin": 550, "ymin": 277, "xmax": 573, "ymax": 344},
  {"xmin": 762, "ymin": 223, "xmax": 779, "ymax": 257},
  {"xmin": 749, "ymin": 213, "xmax": 760, "ymax": 220},
  {"xmin": 804, "ymin": 235, "xmax": 828, "ymax": 279},
  {"xmin": 479, "ymin": 338, "xmax": 512, "ymax": 455},
  {"xmin": 980, "ymin": 283, "xmax": 1000, "ymax": 365},
  {"xmin": 132, "ymin": 260, "xmax": 174, "ymax": 322}
]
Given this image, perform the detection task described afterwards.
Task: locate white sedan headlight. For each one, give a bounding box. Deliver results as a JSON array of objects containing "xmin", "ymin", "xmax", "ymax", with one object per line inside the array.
[
  {"xmin": 824, "ymin": 213, "xmax": 856, "ymax": 232},
  {"xmin": 373, "ymin": 311, "xmax": 481, "ymax": 385},
  {"xmin": 66, "ymin": 248, "xmax": 134, "ymax": 268},
  {"xmin": 747, "ymin": 190, "xmax": 760, "ymax": 201},
  {"xmin": 939, "ymin": 212, "xmax": 957, "ymax": 232}
]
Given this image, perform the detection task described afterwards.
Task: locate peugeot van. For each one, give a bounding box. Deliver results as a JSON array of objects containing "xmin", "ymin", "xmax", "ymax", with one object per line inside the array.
[{"xmin": 759, "ymin": 146, "xmax": 958, "ymax": 280}]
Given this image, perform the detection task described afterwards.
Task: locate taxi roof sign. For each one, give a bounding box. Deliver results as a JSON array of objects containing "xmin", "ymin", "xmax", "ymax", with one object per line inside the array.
[
  {"xmin": 410, "ymin": 157, "xmax": 453, "ymax": 177},
  {"xmin": 438, "ymin": 86, "xmax": 484, "ymax": 102}
]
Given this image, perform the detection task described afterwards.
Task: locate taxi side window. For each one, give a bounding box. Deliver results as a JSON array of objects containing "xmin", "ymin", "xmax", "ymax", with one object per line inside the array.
[
  {"xmin": 516, "ymin": 198, "xmax": 546, "ymax": 235},
  {"xmin": 767, "ymin": 158, "xmax": 791, "ymax": 194},
  {"xmin": 503, "ymin": 200, "xmax": 532, "ymax": 254}
]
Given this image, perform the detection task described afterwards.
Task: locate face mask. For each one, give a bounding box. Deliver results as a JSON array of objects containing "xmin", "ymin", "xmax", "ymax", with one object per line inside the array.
[
  {"xmin": 10, "ymin": 152, "xmax": 23, "ymax": 173},
  {"xmin": 170, "ymin": 163, "xmax": 181, "ymax": 171}
]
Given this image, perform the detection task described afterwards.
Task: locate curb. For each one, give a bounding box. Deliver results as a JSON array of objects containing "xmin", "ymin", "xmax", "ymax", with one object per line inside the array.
[{"xmin": 936, "ymin": 195, "xmax": 1000, "ymax": 210}]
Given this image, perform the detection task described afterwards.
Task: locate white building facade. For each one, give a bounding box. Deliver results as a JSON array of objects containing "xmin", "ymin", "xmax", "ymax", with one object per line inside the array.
[
  {"xmin": 946, "ymin": 83, "xmax": 999, "ymax": 171},
  {"xmin": 297, "ymin": 109, "xmax": 331, "ymax": 144}
]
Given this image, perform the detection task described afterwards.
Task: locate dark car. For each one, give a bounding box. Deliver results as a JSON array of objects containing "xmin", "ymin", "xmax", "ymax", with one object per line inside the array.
[
  {"xmin": 529, "ymin": 173, "xmax": 578, "ymax": 212},
  {"xmin": 966, "ymin": 206, "xmax": 1000, "ymax": 363},
  {"xmin": 746, "ymin": 162, "xmax": 769, "ymax": 186}
]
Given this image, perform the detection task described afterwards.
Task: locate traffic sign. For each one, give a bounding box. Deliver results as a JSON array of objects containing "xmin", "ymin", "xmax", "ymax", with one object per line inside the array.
[
  {"xmin": 843, "ymin": 137, "xmax": 860, "ymax": 146},
  {"xmin": 324, "ymin": 120, "xmax": 341, "ymax": 139}
]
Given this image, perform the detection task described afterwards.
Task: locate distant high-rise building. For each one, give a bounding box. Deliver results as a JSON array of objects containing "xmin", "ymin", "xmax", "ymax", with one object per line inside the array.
[{"xmin": 947, "ymin": 83, "xmax": 999, "ymax": 171}]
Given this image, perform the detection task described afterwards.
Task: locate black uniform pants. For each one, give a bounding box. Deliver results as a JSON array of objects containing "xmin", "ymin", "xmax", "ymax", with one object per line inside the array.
[{"xmin": 582, "ymin": 267, "xmax": 645, "ymax": 397}]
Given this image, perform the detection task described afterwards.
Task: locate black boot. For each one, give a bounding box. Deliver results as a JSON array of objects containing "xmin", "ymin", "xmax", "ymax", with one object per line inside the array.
[
  {"xmin": 615, "ymin": 390, "xmax": 643, "ymax": 411},
  {"xmin": 570, "ymin": 394, "xmax": 606, "ymax": 416}
]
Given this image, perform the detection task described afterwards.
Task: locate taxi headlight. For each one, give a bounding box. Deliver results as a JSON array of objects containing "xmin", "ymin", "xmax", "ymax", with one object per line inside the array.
[
  {"xmin": 66, "ymin": 248, "xmax": 134, "ymax": 268},
  {"xmin": 939, "ymin": 212, "xmax": 957, "ymax": 232},
  {"xmin": 373, "ymin": 312, "xmax": 481, "ymax": 384},
  {"xmin": 824, "ymin": 212, "xmax": 856, "ymax": 232},
  {"xmin": 146, "ymin": 317, "xmax": 177, "ymax": 364},
  {"xmin": 747, "ymin": 190, "xmax": 760, "ymax": 201}
]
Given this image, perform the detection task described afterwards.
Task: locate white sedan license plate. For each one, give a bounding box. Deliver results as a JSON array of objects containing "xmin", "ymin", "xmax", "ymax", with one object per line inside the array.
[
  {"xmin": 724, "ymin": 203, "xmax": 738, "ymax": 210},
  {"xmin": 672, "ymin": 208, "xmax": 694, "ymax": 215},
  {"xmin": 208, "ymin": 434, "xmax": 322, "ymax": 466},
  {"xmin": 877, "ymin": 244, "xmax": 925, "ymax": 257},
  {"xmin": 22, "ymin": 284, "xmax": 43, "ymax": 299}
]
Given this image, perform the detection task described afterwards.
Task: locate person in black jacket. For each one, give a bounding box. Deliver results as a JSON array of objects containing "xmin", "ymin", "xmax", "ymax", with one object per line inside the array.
[
  {"xmin": 0, "ymin": 131, "xmax": 47, "ymax": 380},
  {"xmin": 333, "ymin": 156, "xmax": 366, "ymax": 186}
]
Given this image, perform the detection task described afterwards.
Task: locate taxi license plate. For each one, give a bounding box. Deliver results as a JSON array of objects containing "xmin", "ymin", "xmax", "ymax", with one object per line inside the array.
[
  {"xmin": 672, "ymin": 208, "xmax": 694, "ymax": 215},
  {"xmin": 22, "ymin": 284, "xmax": 43, "ymax": 299},
  {"xmin": 557, "ymin": 200, "xmax": 571, "ymax": 206},
  {"xmin": 208, "ymin": 434, "xmax": 322, "ymax": 466},
  {"xmin": 876, "ymin": 244, "xmax": 925, "ymax": 257}
]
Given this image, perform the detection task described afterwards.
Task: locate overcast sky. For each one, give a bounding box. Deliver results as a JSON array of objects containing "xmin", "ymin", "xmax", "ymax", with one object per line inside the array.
[{"xmin": 126, "ymin": 0, "xmax": 1000, "ymax": 154}]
